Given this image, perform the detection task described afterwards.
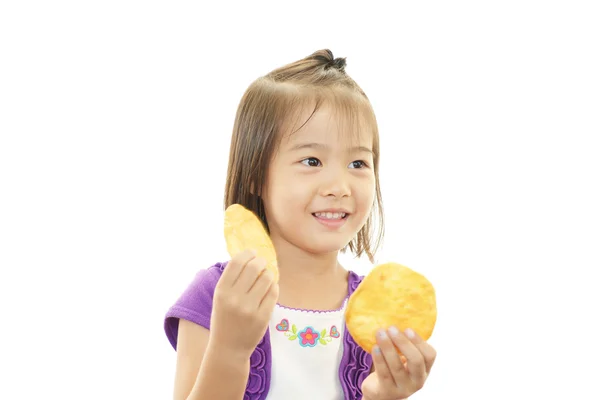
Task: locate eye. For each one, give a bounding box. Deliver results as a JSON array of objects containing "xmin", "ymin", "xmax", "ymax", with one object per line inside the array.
[
  {"xmin": 349, "ymin": 160, "xmax": 368, "ymax": 169},
  {"xmin": 301, "ymin": 157, "xmax": 322, "ymax": 167}
]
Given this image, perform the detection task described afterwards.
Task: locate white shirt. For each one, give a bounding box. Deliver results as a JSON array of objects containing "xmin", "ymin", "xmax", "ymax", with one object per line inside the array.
[{"xmin": 265, "ymin": 299, "xmax": 348, "ymax": 400}]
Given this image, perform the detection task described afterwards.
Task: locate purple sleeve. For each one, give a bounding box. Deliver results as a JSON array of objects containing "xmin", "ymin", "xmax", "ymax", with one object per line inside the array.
[{"xmin": 163, "ymin": 263, "xmax": 225, "ymax": 350}]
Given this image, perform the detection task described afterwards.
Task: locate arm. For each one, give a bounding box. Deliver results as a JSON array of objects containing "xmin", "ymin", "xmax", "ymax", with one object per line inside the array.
[{"xmin": 173, "ymin": 319, "xmax": 250, "ymax": 400}]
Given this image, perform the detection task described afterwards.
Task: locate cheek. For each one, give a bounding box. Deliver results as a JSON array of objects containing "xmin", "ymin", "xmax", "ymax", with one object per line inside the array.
[
  {"xmin": 358, "ymin": 176, "xmax": 376, "ymax": 201},
  {"xmin": 356, "ymin": 179, "xmax": 376, "ymax": 215},
  {"xmin": 263, "ymin": 171, "xmax": 310, "ymax": 220},
  {"xmin": 268, "ymin": 173, "xmax": 303, "ymax": 202}
]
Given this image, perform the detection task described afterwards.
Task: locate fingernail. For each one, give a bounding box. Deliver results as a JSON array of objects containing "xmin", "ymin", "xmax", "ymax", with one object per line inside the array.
[
  {"xmin": 405, "ymin": 328, "xmax": 415, "ymax": 339},
  {"xmin": 378, "ymin": 329, "xmax": 387, "ymax": 339},
  {"xmin": 388, "ymin": 326, "xmax": 399, "ymax": 336},
  {"xmin": 373, "ymin": 345, "xmax": 381, "ymax": 354}
]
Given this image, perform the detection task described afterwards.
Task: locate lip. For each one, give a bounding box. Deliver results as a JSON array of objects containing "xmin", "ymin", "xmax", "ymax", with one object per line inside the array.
[{"xmin": 312, "ymin": 210, "xmax": 349, "ymax": 229}]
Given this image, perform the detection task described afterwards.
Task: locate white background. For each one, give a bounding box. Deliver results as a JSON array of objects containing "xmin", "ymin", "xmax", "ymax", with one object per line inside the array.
[{"xmin": 1, "ymin": 1, "xmax": 599, "ymax": 399}]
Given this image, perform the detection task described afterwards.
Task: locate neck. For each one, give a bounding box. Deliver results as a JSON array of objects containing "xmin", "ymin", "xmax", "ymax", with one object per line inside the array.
[
  {"xmin": 274, "ymin": 238, "xmax": 344, "ymax": 280},
  {"xmin": 271, "ymin": 237, "xmax": 349, "ymax": 310}
]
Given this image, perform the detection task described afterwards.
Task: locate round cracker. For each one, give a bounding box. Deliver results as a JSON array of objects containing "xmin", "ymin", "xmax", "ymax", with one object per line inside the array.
[
  {"xmin": 224, "ymin": 204, "xmax": 279, "ymax": 282},
  {"xmin": 345, "ymin": 262, "xmax": 436, "ymax": 354}
]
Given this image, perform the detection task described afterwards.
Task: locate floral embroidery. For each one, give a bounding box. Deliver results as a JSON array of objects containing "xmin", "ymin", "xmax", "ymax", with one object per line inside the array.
[
  {"xmin": 299, "ymin": 326, "xmax": 320, "ymax": 347},
  {"xmin": 275, "ymin": 318, "xmax": 341, "ymax": 347}
]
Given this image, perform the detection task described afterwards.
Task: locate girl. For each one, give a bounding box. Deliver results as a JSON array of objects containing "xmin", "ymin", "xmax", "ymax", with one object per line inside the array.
[{"xmin": 164, "ymin": 49, "xmax": 437, "ymax": 400}]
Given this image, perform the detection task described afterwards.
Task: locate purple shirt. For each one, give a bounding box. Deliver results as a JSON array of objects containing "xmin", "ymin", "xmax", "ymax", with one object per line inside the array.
[{"xmin": 164, "ymin": 261, "xmax": 373, "ymax": 399}]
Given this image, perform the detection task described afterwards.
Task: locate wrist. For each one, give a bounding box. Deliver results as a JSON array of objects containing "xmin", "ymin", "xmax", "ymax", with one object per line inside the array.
[{"xmin": 206, "ymin": 337, "xmax": 254, "ymax": 363}]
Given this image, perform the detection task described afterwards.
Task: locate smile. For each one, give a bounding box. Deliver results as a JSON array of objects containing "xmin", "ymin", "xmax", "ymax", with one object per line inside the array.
[
  {"xmin": 312, "ymin": 212, "xmax": 347, "ymax": 220},
  {"xmin": 311, "ymin": 212, "xmax": 349, "ymax": 229}
]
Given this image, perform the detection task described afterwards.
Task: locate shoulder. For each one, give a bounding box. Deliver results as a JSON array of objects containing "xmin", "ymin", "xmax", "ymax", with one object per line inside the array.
[
  {"xmin": 182, "ymin": 262, "xmax": 227, "ymax": 293},
  {"xmin": 347, "ymin": 269, "xmax": 364, "ymax": 294},
  {"xmin": 172, "ymin": 262, "xmax": 227, "ymax": 305},
  {"xmin": 163, "ymin": 261, "xmax": 228, "ymax": 350}
]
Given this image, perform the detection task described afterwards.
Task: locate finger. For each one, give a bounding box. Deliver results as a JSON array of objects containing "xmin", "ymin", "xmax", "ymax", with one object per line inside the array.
[
  {"xmin": 258, "ymin": 281, "xmax": 279, "ymax": 312},
  {"xmin": 248, "ymin": 269, "xmax": 275, "ymax": 303},
  {"xmin": 220, "ymin": 249, "xmax": 256, "ymax": 287},
  {"xmin": 389, "ymin": 327, "xmax": 426, "ymax": 384},
  {"xmin": 376, "ymin": 329, "xmax": 410, "ymax": 388},
  {"xmin": 233, "ymin": 256, "xmax": 267, "ymax": 292},
  {"xmin": 371, "ymin": 345, "xmax": 396, "ymax": 388},
  {"xmin": 405, "ymin": 328, "xmax": 437, "ymax": 375}
]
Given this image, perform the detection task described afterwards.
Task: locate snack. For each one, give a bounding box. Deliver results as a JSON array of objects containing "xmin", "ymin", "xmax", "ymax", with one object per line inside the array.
[
  {"xmin": 224, "ymin": 204, "xmax": 279, "ymax": 282},
  {"xmin": 345, "ymin": 262, "xmax": 437, "ymax": 354}
]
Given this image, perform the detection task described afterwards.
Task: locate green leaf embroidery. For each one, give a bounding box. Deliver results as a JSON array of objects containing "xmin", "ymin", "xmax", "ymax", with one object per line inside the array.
[
  {"xmin": 288, "ymin": 334, "xmax": 297, "ymax": 340},
  {"xmin": 292, "ymin": 324, "xmax": 297, "ymax": 334},
  {"xmin": 321, "ymin": 329, "xmax": 327, "ymax": 338},
  {"xmin": 319, "ymin": 338, "xmax": 327, "ymax": 345}
]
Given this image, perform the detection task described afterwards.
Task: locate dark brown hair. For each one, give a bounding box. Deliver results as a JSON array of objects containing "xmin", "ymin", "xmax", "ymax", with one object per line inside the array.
[{"xmin": 224, "ymin": 49, "xmax": 384, "ymax": 262}]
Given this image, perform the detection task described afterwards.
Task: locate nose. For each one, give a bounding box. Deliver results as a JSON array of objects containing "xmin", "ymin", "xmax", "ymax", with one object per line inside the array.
[{"xmin": 319, "ymin": 166, "xmax": 351, "ymax": 198}]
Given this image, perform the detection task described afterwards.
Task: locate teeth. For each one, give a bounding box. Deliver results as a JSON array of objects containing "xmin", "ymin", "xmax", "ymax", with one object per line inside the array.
[{"xmin": 314, "ymin": 212, "xmax": 346, "ymax": 219}]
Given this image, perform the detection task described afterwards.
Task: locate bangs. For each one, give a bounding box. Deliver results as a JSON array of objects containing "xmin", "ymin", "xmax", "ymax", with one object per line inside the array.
[{"xmin": 273, "ymin": 84, "xmax": 379, "ymax": 152}]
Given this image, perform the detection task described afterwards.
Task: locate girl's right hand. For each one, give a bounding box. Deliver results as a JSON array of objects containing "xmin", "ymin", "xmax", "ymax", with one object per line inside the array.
[{"xmin": 209, "ymin": 249, "xmax": 279, "ymax": 358}]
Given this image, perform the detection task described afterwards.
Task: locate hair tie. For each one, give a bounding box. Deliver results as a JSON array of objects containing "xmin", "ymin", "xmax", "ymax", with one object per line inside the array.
[{"xmin": 326, "ymin": 57, "xmax": 347, "ymax": 72}]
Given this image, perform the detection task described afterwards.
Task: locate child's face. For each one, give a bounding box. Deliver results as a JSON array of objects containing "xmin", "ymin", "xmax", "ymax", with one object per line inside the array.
[{"xmin": 262, "ymin": 104, "xmax": 376, "ymax": 257}]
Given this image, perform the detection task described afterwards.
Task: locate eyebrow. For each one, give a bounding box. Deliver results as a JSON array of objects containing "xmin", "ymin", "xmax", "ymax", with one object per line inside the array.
[{"xmin": 289, "ymin": 142, "xmax": 373, "ymax": 155}]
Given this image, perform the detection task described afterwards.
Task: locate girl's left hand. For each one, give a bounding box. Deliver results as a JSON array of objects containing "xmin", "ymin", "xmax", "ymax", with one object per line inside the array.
[{"xmin": 361, "ymin": 326, "xmax": 436, "ymax": 400}]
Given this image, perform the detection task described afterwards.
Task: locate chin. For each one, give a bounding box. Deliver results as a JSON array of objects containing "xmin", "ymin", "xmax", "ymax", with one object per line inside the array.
[{"xmin": 299, "ymin": 237, "xmax": 353, "ymax": 256}]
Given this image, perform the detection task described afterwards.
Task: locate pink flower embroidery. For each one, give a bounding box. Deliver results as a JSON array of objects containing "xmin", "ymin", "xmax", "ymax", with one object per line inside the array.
[{"xmin": 299, "ymin": 326, "xmax": 320, "ymax": 347}]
